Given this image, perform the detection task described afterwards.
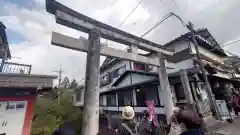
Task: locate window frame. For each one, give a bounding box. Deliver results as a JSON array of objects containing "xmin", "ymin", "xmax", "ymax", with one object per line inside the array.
[
  {"xmin": 106, "ymin": 93, "xmax": 117, "ymax": 106},
  {"xmin": 135, "ymin": 85, "xmax": 161, "ymax": 107}
]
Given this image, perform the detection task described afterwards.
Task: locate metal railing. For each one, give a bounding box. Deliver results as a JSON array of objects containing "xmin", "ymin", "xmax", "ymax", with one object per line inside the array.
[{"xmin": 0, "ymin": 61, "xmax": 32, "ymax": 74}]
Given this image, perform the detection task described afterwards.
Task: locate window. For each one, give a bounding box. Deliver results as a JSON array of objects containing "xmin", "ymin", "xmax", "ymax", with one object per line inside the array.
[
  {"xmin": 107, "ymin": 93, "xmax": 116, "ymax": 106},
  {"xmin": 118, "ymin": 91, "xmax": 132, "ymax": 106},
  {"xmin": 174, "ymin": 84, "xmax": 185, "ymax": 101},
  {"xmin": 118, "ymin": 66, "xmax": 126, "ymax": 75},
  {"xmin": 112, "ymin": 66, "xmax": 126, "ymax": 78},
  {"xmin": 76, "ymin": 91, "xmax": 82, "ymax": 102},
  {"xmin": 133, "ymin": 62, "xmax": 146, "ymax": 70},
  {"xmin": 135, "ymin": 85, "xmax": 160, "ymax": 106},
  {"xmin": 100, "ymin": 74, "xmax": 111, "ymax": 86},
  {"xmin": 99, "ymin": 95, "xmax": 104, "ymax": 106}
]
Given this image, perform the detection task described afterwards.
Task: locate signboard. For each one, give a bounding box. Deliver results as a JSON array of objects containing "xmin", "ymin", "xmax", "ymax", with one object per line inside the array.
[
  {"xmin": 216, "ymin": 100, "xmax": 231, "ymax": 120},
  {"xmin": 0, "ymin": 74, "xmax": 56, "ymax": 88},
  {"xmin": 146, "ymin": 100, "xmax": 158, "ymax": 127},
  {"xmin": 0, "ymin": 96, "xmax": 35, "ymax": 135},
  {"xmin": 0, "ymin": 101, "xmax": 27, "ymax": 135}
]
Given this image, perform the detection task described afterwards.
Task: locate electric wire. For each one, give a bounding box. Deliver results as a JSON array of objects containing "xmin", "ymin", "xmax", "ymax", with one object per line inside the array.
[{"xmin": 104, "ymin": 0, "xmax": 144, "ymax": 44}]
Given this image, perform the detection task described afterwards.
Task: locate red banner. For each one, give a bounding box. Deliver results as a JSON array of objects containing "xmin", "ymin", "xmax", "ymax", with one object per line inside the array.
[{"xmin": 146, "ymin": 100, "xmax": 158, "ymax": 127}]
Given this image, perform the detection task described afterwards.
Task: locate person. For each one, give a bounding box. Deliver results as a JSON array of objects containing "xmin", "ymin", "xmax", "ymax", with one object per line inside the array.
[
  {"xmin": 118, "ymin": 106, "xmax": 138, "ymax": 135},
  {"xmin": 167, "ymin": 107, "xmax": 184, "ymax": 135},
  {"xmin": 232, "ymin": 92, "xmax": 240, "ymax": 116},
  {"xmin": 52, "ymin": 121, "xmax": 76, "ymax": 135},
  {"xmin": 139, "ymin": 110, "xmax": 152, "ymax": 135},
  {"xmin": 176, "ymin": 108, "xmax": 204, "ymax": 135},
  {"xmin": 98, "ymin": 114, "xmax": 118, "ymax": 135}
]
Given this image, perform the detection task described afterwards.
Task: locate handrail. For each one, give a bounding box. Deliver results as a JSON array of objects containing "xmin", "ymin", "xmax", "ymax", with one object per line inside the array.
[{"xmin": 0, "ymin": 61, "xmax": 32, "ymax": 74}]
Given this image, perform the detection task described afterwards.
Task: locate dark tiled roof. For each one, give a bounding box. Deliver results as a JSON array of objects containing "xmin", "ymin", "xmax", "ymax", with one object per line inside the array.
[{"xmin": 164, "ymin": 28, "xmax": 227, "ymax": 56}]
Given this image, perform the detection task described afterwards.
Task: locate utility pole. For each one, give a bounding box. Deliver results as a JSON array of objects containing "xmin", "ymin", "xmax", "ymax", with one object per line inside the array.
[
  {"xmin": 186, "ymin": 22, "xmax": 220, "ymax": 120},
  {"xmin": 53, "ymin": 64, "xmax": 63, "ymax": 104}
]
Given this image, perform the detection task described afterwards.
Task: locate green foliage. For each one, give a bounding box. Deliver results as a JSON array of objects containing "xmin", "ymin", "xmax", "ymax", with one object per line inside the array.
[{"xmin": 31, "ymin": 89, "xmax": 82, "ymax": 135}]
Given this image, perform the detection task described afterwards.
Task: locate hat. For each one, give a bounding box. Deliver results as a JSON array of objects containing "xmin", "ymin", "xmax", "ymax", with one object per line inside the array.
[
  {"xmin": 173, "ymin": 107, "xmax": 180, "ymax": 114},
  {"xmin": 122, "ymin": 106, "xmax": 135, "ymax": 120}
]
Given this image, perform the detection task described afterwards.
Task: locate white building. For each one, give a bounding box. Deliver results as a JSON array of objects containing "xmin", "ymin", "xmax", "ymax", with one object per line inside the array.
[{"xmin": 74, "ymin": 28, "xmax": 240, "ymax": 123}]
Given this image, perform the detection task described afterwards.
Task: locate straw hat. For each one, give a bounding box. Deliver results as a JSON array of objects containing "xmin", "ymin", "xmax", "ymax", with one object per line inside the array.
[{"xmin": 122, "ymin": 106, "xmax": 135, "ymax": 120}]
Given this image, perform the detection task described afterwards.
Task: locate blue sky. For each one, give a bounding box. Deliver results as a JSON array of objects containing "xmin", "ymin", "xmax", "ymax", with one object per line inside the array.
[
  {"xmin": 1, "ymin": 0, "xmax": 40, "ymax": 44},
  {"xmin": 5, "ymin": 28, "xmax": 26, "ymax": 44}
]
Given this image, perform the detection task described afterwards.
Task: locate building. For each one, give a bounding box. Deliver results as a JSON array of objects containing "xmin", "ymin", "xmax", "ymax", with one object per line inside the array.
[
  {"xmin": 74, "ymin": 28, "xmax": 240, "ymax": 123},
  {"xmin": 0, "ymin": 21, "xmax": 57, "ymax": 135}
]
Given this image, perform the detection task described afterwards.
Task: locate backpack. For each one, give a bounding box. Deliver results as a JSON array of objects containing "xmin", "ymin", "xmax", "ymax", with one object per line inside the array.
[{"xmin": 121, "ymin": 123, "xmax": 139, "ymax": 135}]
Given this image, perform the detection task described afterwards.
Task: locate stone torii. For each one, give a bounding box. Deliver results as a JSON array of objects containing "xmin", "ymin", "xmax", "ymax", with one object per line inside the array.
[{"xmin": 46, "ymin": 0, "xmax": 175, "ymax": 135}]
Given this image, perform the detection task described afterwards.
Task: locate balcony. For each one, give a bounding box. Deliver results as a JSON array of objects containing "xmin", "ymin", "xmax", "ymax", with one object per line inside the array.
[{"xmin": 0, "ymin": 62, "xmax": 32, "ymax": 74}]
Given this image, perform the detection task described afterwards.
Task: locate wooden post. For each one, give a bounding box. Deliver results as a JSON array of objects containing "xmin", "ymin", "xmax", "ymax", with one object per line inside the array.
[
  {"xmin": 180, "ymin": 69, "xmax": 194, "ymax": 105},
  {"xmin": 157, "ymin": 53, "xmax": 173, "ymax": 124},
  {"xmin": 82, "ymin": 29, "xmax": 101, "ymax": 135},
  {"xmin": 190, "ymin": 81, "xmax": 202, "ymax": 114}
]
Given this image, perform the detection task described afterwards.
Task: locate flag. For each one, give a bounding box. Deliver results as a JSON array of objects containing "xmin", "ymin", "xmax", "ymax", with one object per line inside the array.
[{"xmin": 146, "ymin": 100, "xmax": 158, "ymax": 127}]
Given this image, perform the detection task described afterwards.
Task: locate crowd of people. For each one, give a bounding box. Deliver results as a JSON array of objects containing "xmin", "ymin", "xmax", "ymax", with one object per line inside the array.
[{"xmin": 98, "ymin": 106, "xmax": 204, "ymax": 135}]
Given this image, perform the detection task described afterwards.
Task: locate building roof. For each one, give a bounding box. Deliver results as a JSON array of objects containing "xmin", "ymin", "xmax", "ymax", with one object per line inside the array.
[
  {"xmin": 101, "ymin": 69, "xmax": 200, "ymax": 94},
  {"xmin": 112, "ymin": 70, "xmax": 158, "ymax": 86},
  {"xmin": 100, "ymin": 28, "xmax": 227, "ymax": 73},
  {"xmin": 164, "ymin": 28, "xmax": 227, "ymax": 56},
  {"xmin": 0, "ymin": 21, "xmax": 11, "ymax": 59},
  {"xmin": 111, "ymin": 69, "xmax": 198, "ymax": 88}
]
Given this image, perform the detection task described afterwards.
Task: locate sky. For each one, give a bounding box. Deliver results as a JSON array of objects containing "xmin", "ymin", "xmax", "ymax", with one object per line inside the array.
[{"xmin": 0, "ymin": 0, "xmax": 240, "ymax": 84}]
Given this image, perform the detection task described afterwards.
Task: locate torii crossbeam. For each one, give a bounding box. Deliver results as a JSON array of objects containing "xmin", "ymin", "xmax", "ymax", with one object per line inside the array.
[{"xmin": 46, "ymin": 0, "xmax": 175, "ymax": 135}]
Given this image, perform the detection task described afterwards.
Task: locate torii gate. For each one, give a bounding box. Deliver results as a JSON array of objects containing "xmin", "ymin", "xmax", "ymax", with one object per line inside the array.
[{"xmin": 46, "ymin": 0, "xmax": 175, "ymax": 135}]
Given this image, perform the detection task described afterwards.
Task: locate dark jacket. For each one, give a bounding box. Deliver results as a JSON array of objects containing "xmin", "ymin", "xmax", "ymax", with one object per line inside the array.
[
  {"xmin": 139, "ymin": 117, "xmax": 152, "ymax": 135},
  {"xmin": 180, "ymin": 129, "xmax": 204, "ymax": 135},
  {"xmin": 52, "ymin": 122, "xmax": 76, "ymax": 135},
  {"xmin": 118, "ymin": 119, "xmax": 137, "ymax": 135}
]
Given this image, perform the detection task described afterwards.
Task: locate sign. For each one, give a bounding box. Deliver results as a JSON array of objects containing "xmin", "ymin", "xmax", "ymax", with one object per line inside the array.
[
  {"xmin": 0, "ymin": 101, "xmax": 27, "ymax": 135},
  {"xmin": 0, "ymin": 74, "xmax": 56, "ymax": 88},
  {"xmin": 146, "ymin": 100, "xmax": 158, "ymax": 127},
  {"xmin": 216, "ymin": 100, "xmax": 231, "ymax": 120},
  {"xmin": 0, "ymin": 96, "xmax": 36, "ymax": 135}
]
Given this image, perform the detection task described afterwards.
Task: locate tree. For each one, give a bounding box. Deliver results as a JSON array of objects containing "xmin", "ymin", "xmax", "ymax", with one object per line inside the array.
[
  {"xmin": 69, "ymin": 79, "xmax": 78, "ymax": 89},
  {"xmin": 31, "ymin": 89, "xmax": 82, "ymax": 135},
  {"xmin": 61, "ymin": 76, "xmax": 70, "ymax": 88}
]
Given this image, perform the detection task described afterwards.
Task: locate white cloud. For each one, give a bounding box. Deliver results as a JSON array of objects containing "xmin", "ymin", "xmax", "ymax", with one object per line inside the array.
[{"xmin": 1, "ymin": 0, "xmax": 240, "ymax": 84}]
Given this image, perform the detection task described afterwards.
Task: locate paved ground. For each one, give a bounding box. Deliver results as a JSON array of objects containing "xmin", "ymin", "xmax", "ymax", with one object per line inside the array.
[{"xmin": 208, "ymin": 117, "xmax": 240, "ymax": 135}]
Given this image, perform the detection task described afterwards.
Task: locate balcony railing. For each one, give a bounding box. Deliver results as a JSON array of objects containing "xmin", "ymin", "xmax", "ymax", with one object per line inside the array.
[{"xmin": 0, "ymin": 62, "xmax": 32, "ymax": 74}]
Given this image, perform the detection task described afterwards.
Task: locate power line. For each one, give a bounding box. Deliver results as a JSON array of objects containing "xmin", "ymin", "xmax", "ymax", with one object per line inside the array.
[
  {"xmin": 105, "ymin": 0, "xmax": 144, "ymax": 43},
  {"xmin": 171, "ymin": 0, "xmax": 181, "ymax": 11},
  {"xmin": 222, "ymin": 39, "xmax": 240, "ymax": 48},
  {"xmin": 103, "ymin": 0, "xmax": 118, "ymax": 9},
  {"xmin": 140, "ymin": 13, "xmax": 173, "ymax": 37},
  {"xmin": 117, "ymin": 0, "xmax": 144, "ymax": 28},
  {"xmin": 158, "ymin": 0, "xmax": 171, "ymax": 12},
  {"xmin": 209, "ymin": 39, "xmax": 240, "ymax": 52}
]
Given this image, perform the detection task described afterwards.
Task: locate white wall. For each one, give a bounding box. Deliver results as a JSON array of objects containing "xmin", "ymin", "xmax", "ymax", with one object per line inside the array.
[
  {"xmin": 116, "ymin": 73, "xmax": 156, "ymax": 88},
  {"xmin": 190, "ymin": 43, "xmax": 225, "ymax": 64},
  {"xmin": 101, "ymin": 60, "xmax": 131, "ymax": 77},
  {"xmin": 100, "ymin": 60, "xmax": 131, "ymax": 92},
  {"xmin": 168, "ymin": 40, "xmax": 190, "ymax": 52},
  {"xmin": 167, "ymin": 59, "xmax": 194, "ymax": 74}
]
